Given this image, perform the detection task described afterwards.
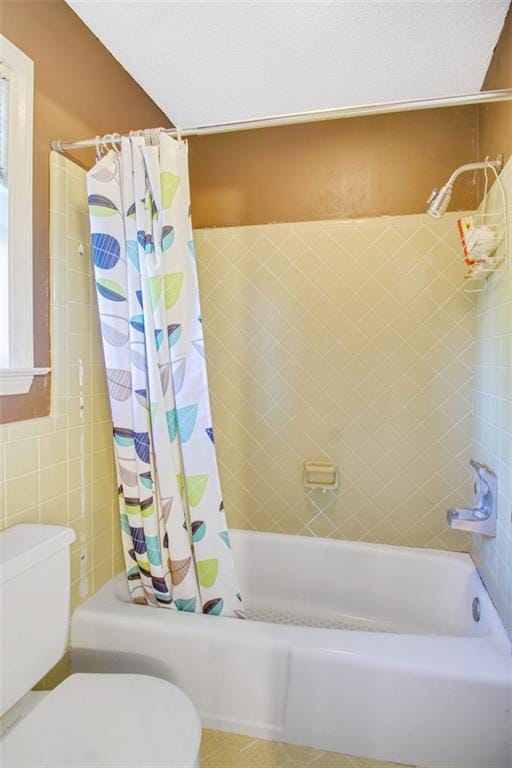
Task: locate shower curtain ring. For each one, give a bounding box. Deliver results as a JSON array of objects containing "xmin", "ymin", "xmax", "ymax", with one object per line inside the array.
[
  {"xmin": 94, "ymin": 135, "xmax": 103, "ymax": 161},
  {"xmin": 176, "ymin": 126, "xmax": 182, "ymax": 142},
  {"xmin": 111, "ymin": 132, "xmax": 122, "ymax": 152},
  {"xmin": 101, "ymin": 134, "xmax": 113, "ymax": 154}
]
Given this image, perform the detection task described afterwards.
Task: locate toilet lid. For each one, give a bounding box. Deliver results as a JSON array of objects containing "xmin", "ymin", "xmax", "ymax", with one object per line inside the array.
[{"xmin": 0, "ymin": 674, "xmax": 201, "ymax": 767}]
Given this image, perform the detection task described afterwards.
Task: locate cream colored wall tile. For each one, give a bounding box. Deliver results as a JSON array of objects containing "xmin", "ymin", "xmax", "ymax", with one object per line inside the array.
[
  {"xmin": 67, "ymin": 172, "xmax": 88, "ymax": 211},
  {"xmin": 470, "ymin": 159, "xmax": 512, "ymax": 640},
  {"xmin": 92, "ymin": 501, "xmax": 114, "ymax": 539},
  {"xmin": 67, "ymin": 424, "xmax": 92, "ymax": 460},
  {"xmin": 51, "ymin": 308, "xmax": 68, "ymax": 352},
  {"xmin": 39, "ymin": 431, "xmax": 68, "ymax": 468},
  {"xmin": 91, "ymin": 394, "xmax": 111, "ymax": 424},
  {"xmin": 50, "ymin": 211, "xmax": 67, "ymax": 266},
  {"xmin": 4, "ymin": 506, "xmax": 40, "ymax": 528},
  {"xmin": 5, "ymin": 473, "xmax": 40, "ymax": 517},
  {"xmin": 4, "ymin": 438, "xmax": 39, "ymax": 479},
  {"xmin": 68, "ymin": 268, "xmax": 92, "ymax": 306},
  {"xmin": 70, "ymin": 513, "xmax": 93, "ymax": 550},
  {"xmin": 41, "ymin": 462, "xmax": 67, "ymax": 503},
  {"xmin": 112, "ymin": 545, "xmax": 125, "ymax": 575},
  {"xmin": 68, "ymin": 456, "xmax": 92, "ymax": 492},
  {"xmin": 92, "ymin": 559, "xmax": 113, "ymax": 593},
  {"xmin": 67, "ymin": 205, "xmax": 90, "ymax": 242},
  {"xmin": 92, "ymin": 527, "xmax": 113, "ymax": 566},
  {"xmin": 197, "ymin": 209, "xmax": 475, "ymax": 553},
  {"xmin": 67, "ymin": 486, "xmax": 91, "ymax": 524},
  {"xmin": 8, "ymin": 417, "xmax": 56, "ymax": 441},
  {"xmin": 41, "ymin": 496, "xmax": 69, "ymax": 527},
  {"xmin": 49, "ymin": 166, "xmax": 66, "ymax": 214},
  {"xmin": 66, "ymin": 237, "xmax": 91, "ymax": 275}
]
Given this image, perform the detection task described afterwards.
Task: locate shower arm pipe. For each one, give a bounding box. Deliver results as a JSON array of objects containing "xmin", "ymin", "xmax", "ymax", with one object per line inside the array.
[
  {"xmin": 51, "ymin": 88, "xmax": 512, "ymax": 153},
  {"xmin": 445, "ymin": 157, "xmax": 503, "ymax": 188}
]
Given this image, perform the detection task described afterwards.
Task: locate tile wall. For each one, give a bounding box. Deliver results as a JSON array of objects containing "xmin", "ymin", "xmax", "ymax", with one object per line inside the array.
[
  {"xmin": 471, "ymin": 158, "xmax": 512, "ymax": 639},
  {"xmin": 195, "ymin": 212, "xmax": 476, "ymax": 551},
  {"xmin": 0, "ymin": 154, "xmax": 122, "ymax": 684}
]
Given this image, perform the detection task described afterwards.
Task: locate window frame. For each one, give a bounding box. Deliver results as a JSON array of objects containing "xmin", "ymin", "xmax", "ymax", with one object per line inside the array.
[{"xmin": 0, "ymin": 34, "xmax": 50, "ymax": 396}]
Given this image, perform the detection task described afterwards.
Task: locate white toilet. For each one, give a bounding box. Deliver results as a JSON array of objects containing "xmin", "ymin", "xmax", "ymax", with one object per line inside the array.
[{"xmin": 0, "ymin": 524, "xmax": 202, "ymax": 767}]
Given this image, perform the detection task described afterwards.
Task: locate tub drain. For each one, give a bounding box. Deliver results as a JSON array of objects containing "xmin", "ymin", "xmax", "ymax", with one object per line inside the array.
[{"xmin": 472, "ymin": 597, "xmax": 481, "ymax": 622}]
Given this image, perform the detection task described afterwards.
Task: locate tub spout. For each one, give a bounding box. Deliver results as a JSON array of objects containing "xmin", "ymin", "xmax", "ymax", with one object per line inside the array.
[{"xmin": 447, "ymin": 459, "xmax": 497, "ymax": 537}]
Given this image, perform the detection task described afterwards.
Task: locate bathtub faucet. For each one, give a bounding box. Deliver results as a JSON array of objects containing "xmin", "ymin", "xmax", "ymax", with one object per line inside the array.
[{"xmin": 447, "ymin": 459, "xmax": 497, "ymax": 537}]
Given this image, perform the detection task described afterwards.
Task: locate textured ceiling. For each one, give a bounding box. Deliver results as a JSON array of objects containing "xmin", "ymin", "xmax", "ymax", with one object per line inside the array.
[{"xmin": 67, "ymin": 1, "xmax": 509, "ymax": 128}]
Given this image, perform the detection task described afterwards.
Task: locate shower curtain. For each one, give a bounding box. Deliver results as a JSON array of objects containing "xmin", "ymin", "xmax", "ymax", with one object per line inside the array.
[{"xmin": 87, "ymin": 133, "xmax": 244, "ymax": 618}]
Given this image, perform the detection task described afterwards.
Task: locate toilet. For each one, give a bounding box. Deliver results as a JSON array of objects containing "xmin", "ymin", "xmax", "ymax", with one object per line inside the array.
[{"xmin": 0, "ymin": 524, "xmax": 202, "ymax": 767}]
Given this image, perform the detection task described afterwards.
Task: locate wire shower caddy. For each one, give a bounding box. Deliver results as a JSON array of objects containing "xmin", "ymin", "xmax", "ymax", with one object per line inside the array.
[{"xmin": 462, "ymin": 163, "xmax": 509, "ymax": 294}]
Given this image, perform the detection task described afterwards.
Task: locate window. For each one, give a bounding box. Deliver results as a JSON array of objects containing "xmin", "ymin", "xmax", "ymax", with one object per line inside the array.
[{"xmin": 0, "ymin": 35, "xmax": 49, "ymax": 395}]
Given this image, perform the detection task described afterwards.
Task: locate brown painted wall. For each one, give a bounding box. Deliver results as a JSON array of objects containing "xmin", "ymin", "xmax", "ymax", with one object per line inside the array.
[
  {"xmin": 188, "ymin": 5, "xmax": 512, "ymax": 229},
  {"xmin": 478, "ymin": 6, "xmax": 512, "ymax": 168},
  {"xmin": 0, "ymin": 0, "xmax": 171, "ymax": 423},
  {"xmin": 188, "ymin": 106, "xmax": 479, "ymax": 228}
]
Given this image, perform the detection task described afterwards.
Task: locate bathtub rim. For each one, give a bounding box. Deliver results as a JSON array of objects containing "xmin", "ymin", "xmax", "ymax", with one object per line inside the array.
[{"xmin": 72, "ymin": 530, "xmax": 512, "ymax": 671}]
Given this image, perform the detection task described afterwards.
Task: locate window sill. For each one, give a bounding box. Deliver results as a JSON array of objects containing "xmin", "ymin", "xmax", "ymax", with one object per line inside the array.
[{"xmin": 0, "ymin": 367, "xmax": 51, "ymax": 396}]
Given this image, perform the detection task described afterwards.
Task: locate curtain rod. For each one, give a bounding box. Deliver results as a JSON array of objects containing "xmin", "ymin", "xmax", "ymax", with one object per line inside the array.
[{"xmin": 51, "ymin": 89, "xmax": 512, "ymax": 153}]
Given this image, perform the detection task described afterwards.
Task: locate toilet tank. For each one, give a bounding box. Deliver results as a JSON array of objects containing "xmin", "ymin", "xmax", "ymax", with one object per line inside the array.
[{"xmin": 0, "ymin": 524, "xmax": 76, "ymax": 716}]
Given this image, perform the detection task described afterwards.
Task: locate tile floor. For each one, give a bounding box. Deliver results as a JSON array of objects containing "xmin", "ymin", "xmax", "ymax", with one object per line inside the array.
[{"xmin": 200, "ymin": 730, "xmax": 414, "ymax": 767}]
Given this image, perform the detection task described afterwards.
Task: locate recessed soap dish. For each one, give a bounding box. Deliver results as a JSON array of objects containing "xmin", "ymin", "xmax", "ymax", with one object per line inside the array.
[{"xmin": 303, "ymin": 460, "xmax": 338, "ymax": 491}]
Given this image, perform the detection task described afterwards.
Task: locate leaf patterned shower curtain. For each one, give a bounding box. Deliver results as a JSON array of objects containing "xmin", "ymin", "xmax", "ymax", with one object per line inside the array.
[{"xmin": 87, "ymin": 134, "xmax": 244, "ymax": 618}]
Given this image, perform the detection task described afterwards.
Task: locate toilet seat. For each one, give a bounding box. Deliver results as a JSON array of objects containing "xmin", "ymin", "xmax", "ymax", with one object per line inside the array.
[{"xmin": 0, "ymin": 673, "xmax": 201, "ymax": 767}]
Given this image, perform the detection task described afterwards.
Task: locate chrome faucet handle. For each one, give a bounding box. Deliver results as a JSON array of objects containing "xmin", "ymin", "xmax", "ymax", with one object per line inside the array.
[
  {"xmin": 469, "ymin": 458, "xmax": 496, "ymax": 481},
  {"xmin": 447, "ymin": 459, "xmax": 497, "ymax": 537}
]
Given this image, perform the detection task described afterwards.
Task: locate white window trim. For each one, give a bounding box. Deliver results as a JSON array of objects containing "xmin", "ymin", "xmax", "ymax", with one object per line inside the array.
[{"xmin": 0, "ymin": 35, "xmax": 50, "ymax": 396}]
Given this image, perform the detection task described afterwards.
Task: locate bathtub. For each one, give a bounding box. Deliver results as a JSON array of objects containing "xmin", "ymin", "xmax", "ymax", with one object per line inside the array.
[{"xmin": 71, "ymin": 530, "xmax": 512, "ymax": 768}]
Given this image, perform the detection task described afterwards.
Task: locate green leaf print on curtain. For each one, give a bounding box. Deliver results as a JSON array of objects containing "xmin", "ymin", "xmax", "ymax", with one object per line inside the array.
[{"xmin": 87, "ymin": 134, "xmax": 245, "ymax": 618}]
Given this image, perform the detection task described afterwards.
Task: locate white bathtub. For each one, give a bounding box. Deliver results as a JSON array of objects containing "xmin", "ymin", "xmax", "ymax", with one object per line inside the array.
[{"xmin": 71, "ymin": 530, "xmax": 512, "ymax": 768}]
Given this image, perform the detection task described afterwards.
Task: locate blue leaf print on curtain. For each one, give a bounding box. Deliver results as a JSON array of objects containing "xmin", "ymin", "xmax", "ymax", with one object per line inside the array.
[
  {"xmin": 134, "ymin": 432, "xmax": 150, "ymax": 463},
  {"xmin": 168, "ymin": 323, "xmax": 182, "ymax": 348},
  {"xmin": 155, "ymin": 329, "xmax": 164, "ymax": 350},
  {"xmin": 130, "ymin": 315, "xmax": 145, "ymax": 334},
  {"xmin": 191, "ymin": 520, "xmax": 206, "ymax": 542},
  {"xmin": 166, "ymin": 409, "xmax": 178, "ymax": 443},
  {"xmin": 130, "ymin": 526, "xmax": 147, "ymax": 554},
  {"xmin": 203, "ymin": 598, "xmax": 224, "ymax": 616},
  {"xmin": 137, "ymin": 229, "xmax": 154, "ymax": 254},
  {"xmin": 146, "ymin": 535, "xmax": 162, "ymax": 566},
  {"xmin": 92, "ymin": 233, "xmax": 121, "ymax": 269},
  {"xmin": 126, "ymin": 240, "xmax": 140, "ymax": 270},
  {"xmin": 175, "ymin": 597, "xmax": 197, "ymax": 612},
  {"xmin": 165, "ymin": 405, "xmax": 198, "ymax": 444},
  {"xmin": 113, "ymin": 427, "xmax": 134, "ymax": 447},
  {"xmin": 161, "ymin": 225, "xmax": 175, "ymax": 251},
  {"xmin": 139, "ymin": 471, "xmax": 153, "ymax": 490},
  {"xmin": 177, "ymin": 405, "xmax": 198, "ymax": 443}
]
